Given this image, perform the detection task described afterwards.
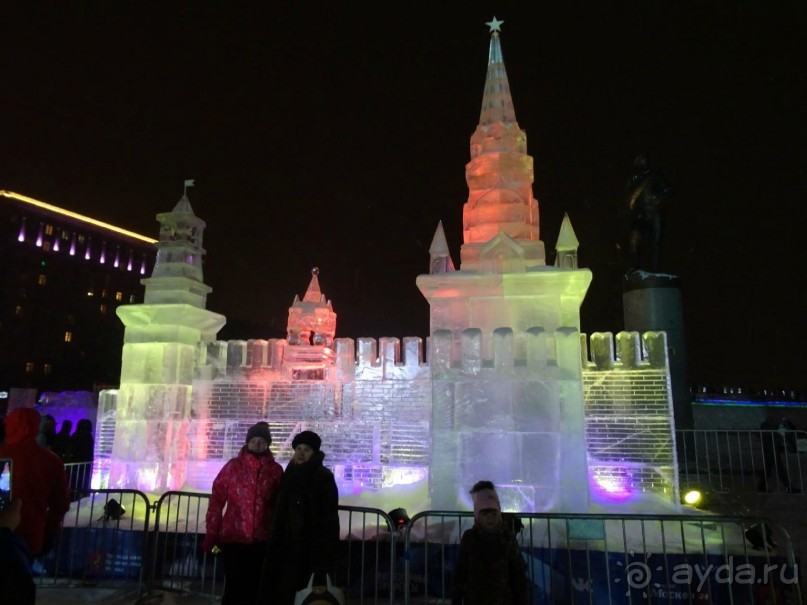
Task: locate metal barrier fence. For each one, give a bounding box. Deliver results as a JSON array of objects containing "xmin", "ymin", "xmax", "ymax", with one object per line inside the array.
[
  {"xmin": 143, "ymin": 491, "xmax": 220, "ymax": 601},
  {"xmin": 404, "ymin": 511, "xmax": 803, "ymax": 605},
  {"xmin": 35, "ymin": 489, "xmax": 805, "ymax": 604},
  {"xmin": 37, "ymin": 489, "xmax": 398, "ymax": 604},
  {"xmin": 677, "ymin": 429, "xmax": 807, "ymax": 495},
  {"xmin": 144, "ymin": 494, "xmax": 398, "ymax": 603},
  {"xmin": 36, "ymin": 488, "xmax": 152, "ymax": 598},
  {"xmin": 64, "ymin": 461, "xmax": 94, "ymax": 501}
]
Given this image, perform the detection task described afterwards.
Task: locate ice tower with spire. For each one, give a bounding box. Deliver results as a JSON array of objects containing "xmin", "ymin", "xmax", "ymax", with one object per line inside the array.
[
  {"xmin": 418, "ymin": 18, "xmax": 593, "ymax": 512},
  {"xmin": 112, "ymin": 190, "xmax": 226, "ymax": 491}
]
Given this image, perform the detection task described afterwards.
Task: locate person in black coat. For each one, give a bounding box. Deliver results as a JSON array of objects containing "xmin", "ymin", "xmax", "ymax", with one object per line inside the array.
[{"xmin": 267, "ymin": 430, "xmax": 340, "ymax": 604}]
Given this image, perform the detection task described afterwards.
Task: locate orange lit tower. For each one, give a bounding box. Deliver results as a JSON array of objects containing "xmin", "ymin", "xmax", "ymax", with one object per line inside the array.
[
  {"xmin": 460, "ymin": 17, "xmax": 544, "ymax": 271},
  {"xmin": 417, "ymin": 18, "xmax": 592, "ymax": 512}
]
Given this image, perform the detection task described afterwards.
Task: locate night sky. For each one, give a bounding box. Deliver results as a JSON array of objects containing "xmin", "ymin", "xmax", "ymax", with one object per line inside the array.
[{"xmin": 3, "ymin": 3, "xmax": 806, "ymax": 391}]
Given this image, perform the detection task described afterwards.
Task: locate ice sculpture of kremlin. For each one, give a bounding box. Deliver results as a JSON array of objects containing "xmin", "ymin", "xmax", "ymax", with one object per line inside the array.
[{"xmin": 100, "ymin": 20, "xmax": 678, "ymax": 513}]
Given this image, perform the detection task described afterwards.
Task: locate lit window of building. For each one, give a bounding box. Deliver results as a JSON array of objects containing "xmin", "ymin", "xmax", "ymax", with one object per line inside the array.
[
  {"xmin": 129, "ymin": 294, "xmax": 136, "ymax": 303},
  {"xmin": 43, "ymin": 241, "xmax": 51, "ymax": 252},
  {"xmin": 101, "ymin": 289, "xmax": 108, "ymax": 298},
  {"xmin": 45, "ymin": 225, "xmax": 54, "ymax": 235},
  {"xmin": 14, "ymin": 305, "xmax": 23, "ymax": 316},
  {"xmin": 43, "ymin": 363, "xmax": 52, "ymax": 376},
  {"xmin": 87, "ymin": 290, "xmax": 94, "ymax": 297},
  {"xmin": 25, "ymin": 362, "xmax": 34, "ymax": 374},
  {"xmin": 64, "ymin": 331, "xmax": 72, "ymax": 342},
  {"xmin": 38, "ymin": 274, "xmax": 47, "ymax": 286},
  {"xmin": 115, "ymin": 291, "xmax": 123, "ymax": 301},
  {"xmin": 100, "ymin": 304, "xmax": 107, "ymax": 314}
]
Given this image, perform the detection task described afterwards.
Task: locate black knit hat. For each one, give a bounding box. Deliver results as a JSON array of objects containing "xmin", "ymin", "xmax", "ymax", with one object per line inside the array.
[
  {"xmin": 245, "ymin": 422, "xmax": 272, "ymax": 446},
  {"xmin": 291, "ymin": 430, "xmax": 321, "ymax": 452}
]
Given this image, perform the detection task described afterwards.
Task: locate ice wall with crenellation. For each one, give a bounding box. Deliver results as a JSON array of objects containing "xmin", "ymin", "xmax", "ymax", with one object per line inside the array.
[
  {"xmin": 182, "ymin": 335, "xmax": 433, "ymax": 494},
  {"xmin": 95, "ymin": 330, "xmax": 677, "ymax": 511},
  {"xmin": 582, "ymin": 330, "xmax": 679, "ymax": 507}
]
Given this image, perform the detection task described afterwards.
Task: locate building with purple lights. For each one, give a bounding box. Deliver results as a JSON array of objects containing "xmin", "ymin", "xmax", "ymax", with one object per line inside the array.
[{"xmin": 0, "ymin": 190, "xmax": 156, "ymax": 406}]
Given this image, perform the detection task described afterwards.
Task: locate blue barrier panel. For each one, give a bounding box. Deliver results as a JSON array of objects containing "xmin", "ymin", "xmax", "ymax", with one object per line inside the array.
[{"xmin": 41, "ymin": 526, "xmax": 146, "ymax": 582}]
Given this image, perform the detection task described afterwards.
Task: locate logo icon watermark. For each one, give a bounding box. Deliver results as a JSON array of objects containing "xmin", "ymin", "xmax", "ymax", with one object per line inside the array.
[{"xmin": 613, "ymin": 552, "xmax": 799, "ymax": 597}]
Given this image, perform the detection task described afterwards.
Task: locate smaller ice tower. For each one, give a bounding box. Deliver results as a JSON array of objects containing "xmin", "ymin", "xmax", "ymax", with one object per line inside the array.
[
  {"xmin": 113, "ymin": 192, "xmax": 225, "ymax": 492},
  {"xmin": 284, "ymin": 268, "xmax": 337, "ymax": 379}
]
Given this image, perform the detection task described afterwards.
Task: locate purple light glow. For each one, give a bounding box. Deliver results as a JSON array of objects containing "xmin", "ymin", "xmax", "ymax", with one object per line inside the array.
[
  {"xmin": 17, "ymin": 218, "xmax": 26, "ymax": 242},
  {"xmin": 590, "ymin": 468, "xmax": 633, "ymax": 501}
]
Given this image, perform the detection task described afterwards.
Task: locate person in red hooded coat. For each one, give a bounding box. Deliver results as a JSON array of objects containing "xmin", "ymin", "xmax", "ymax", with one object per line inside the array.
[
  {"xmin": 0, "ymin": 408, "xmax": 70, "ymax": 559},
  {"xmin": 203, "ymin": 421, "xmax": 283, "ymax": 605}
]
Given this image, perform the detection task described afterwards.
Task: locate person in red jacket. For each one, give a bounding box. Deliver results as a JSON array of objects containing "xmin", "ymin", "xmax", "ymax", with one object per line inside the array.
[
  {"xmin": 203, "ymin": 421, "xmax": 283, "ymax": 605},
  {"xmin": 0, "ymin": 408, "xmax": 70, "ymax": 560}
]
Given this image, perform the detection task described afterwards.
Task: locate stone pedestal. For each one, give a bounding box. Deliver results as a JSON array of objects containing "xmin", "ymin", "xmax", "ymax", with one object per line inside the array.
[{"xmin": 623, "ymin": 271, "xmax": 693, "ymax": 429}]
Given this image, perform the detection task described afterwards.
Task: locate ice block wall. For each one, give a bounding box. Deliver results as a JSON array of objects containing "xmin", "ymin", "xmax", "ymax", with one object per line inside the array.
[
  {"xmin": 429, "ymin": 325, "xmax": 589, "ymax": 513},
  {"xmin": 184, "ymin": 336, "xmax": 433, "ymax": 494},
  {"xmin": 582, "ymin": 331, "xmax": 679, "ymax": 507}
]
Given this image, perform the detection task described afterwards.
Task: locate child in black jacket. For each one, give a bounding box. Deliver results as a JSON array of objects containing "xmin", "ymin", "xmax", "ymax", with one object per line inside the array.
[{"xmin": 452, "ymin": 483, "xmax": 528, "ymax": 605}]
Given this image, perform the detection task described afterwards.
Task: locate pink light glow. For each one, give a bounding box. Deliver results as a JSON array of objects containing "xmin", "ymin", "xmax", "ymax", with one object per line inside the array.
[
  {"xmin": 100, "ymin": 242, "xmax": 106, "ymax": 264},
  {"xmin": 36, "ymin": 223, "xmax": 43, "ymax": 247},
  {"xmin": 591, "ymin": 469, "xmax": 633, "ymax": 501},
  {"xmin": 127, "ymin": 250, "xmax": 133, "ymax": 271},
  {"xmin": 53, "ymin": 235, "xmax": 60, "ymax": 252},
  {"xmin": 85, "ymin": 237, "xmax": 92, "ymax": 260},
  {"xmin": 69, "ymin": 234, "xmax": 76, "ymax": 256},
  {"xmin": 140, "ymin": 255, "xmax": 146, "ymax": 275},
  {"xmin": 114, "ymin": 246, "xmax": 120, "ymax": 268},
  {"xmin": 17, "ymin": 218, "xmax": 26, "ymax": 242}
]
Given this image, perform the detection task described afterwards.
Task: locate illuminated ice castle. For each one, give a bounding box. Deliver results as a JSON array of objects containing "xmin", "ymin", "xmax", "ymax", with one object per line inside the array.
[{"xmin": 99, "ymin": 20, "xmax": 679, "ymax": 513}]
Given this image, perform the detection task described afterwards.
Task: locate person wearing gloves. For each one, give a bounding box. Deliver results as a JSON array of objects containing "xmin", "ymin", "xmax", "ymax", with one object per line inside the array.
[
  {"xmin": 268, "ymin": 430, "xmax": 340, "ymax": 604},
  {"xmin": 203, "ymin": 421, "xmax": 283, "ymax": 605},
  {"xmin": 451, "ymin": 482, "xmax": 529, "ymax": 605}
]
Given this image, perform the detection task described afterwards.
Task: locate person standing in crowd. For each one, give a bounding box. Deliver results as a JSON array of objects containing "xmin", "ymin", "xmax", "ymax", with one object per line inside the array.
[
  {"xmin": 37, "ymin": 414, "xmax": 56, "ymax": 450},
  {"xmin": 68, "ymin": 419, "xmax": 95, "ymax": 463},
  {"xmin": 0, "ymin": 408, "xmax": 70, "ymax": 560},
  {"xmin": 52, "ymin": 419, "xmax": 72, "ymax": 460},
  {"xmin": 452, "ymin": 482, "xmax": 528, "ymax": 605},
  {"xmin": 268, "ymin": 430, "xmax": 340, "ymax": 604},
  {"xmin": 758, "ymin": 413, "xmax": 799, "ymax": 492},
  {"xmin": 203, "ymin": 421, "xmax": 282, "ymax": 605},
  {"xmin": 68, "ymin": 419, "xmax": 95, "ymax": 497}
]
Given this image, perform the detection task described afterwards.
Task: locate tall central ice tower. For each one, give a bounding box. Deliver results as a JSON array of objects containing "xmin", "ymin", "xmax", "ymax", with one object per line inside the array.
[{"xmin": 417, "ymin": 19, "xmax": 592, "ymax": 512}]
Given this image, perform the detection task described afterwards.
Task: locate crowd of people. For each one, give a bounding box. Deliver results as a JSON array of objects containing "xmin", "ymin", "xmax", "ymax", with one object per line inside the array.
[{"xmin": 34, "ymin": 414, "xmax": 95, "ymax": 464}]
